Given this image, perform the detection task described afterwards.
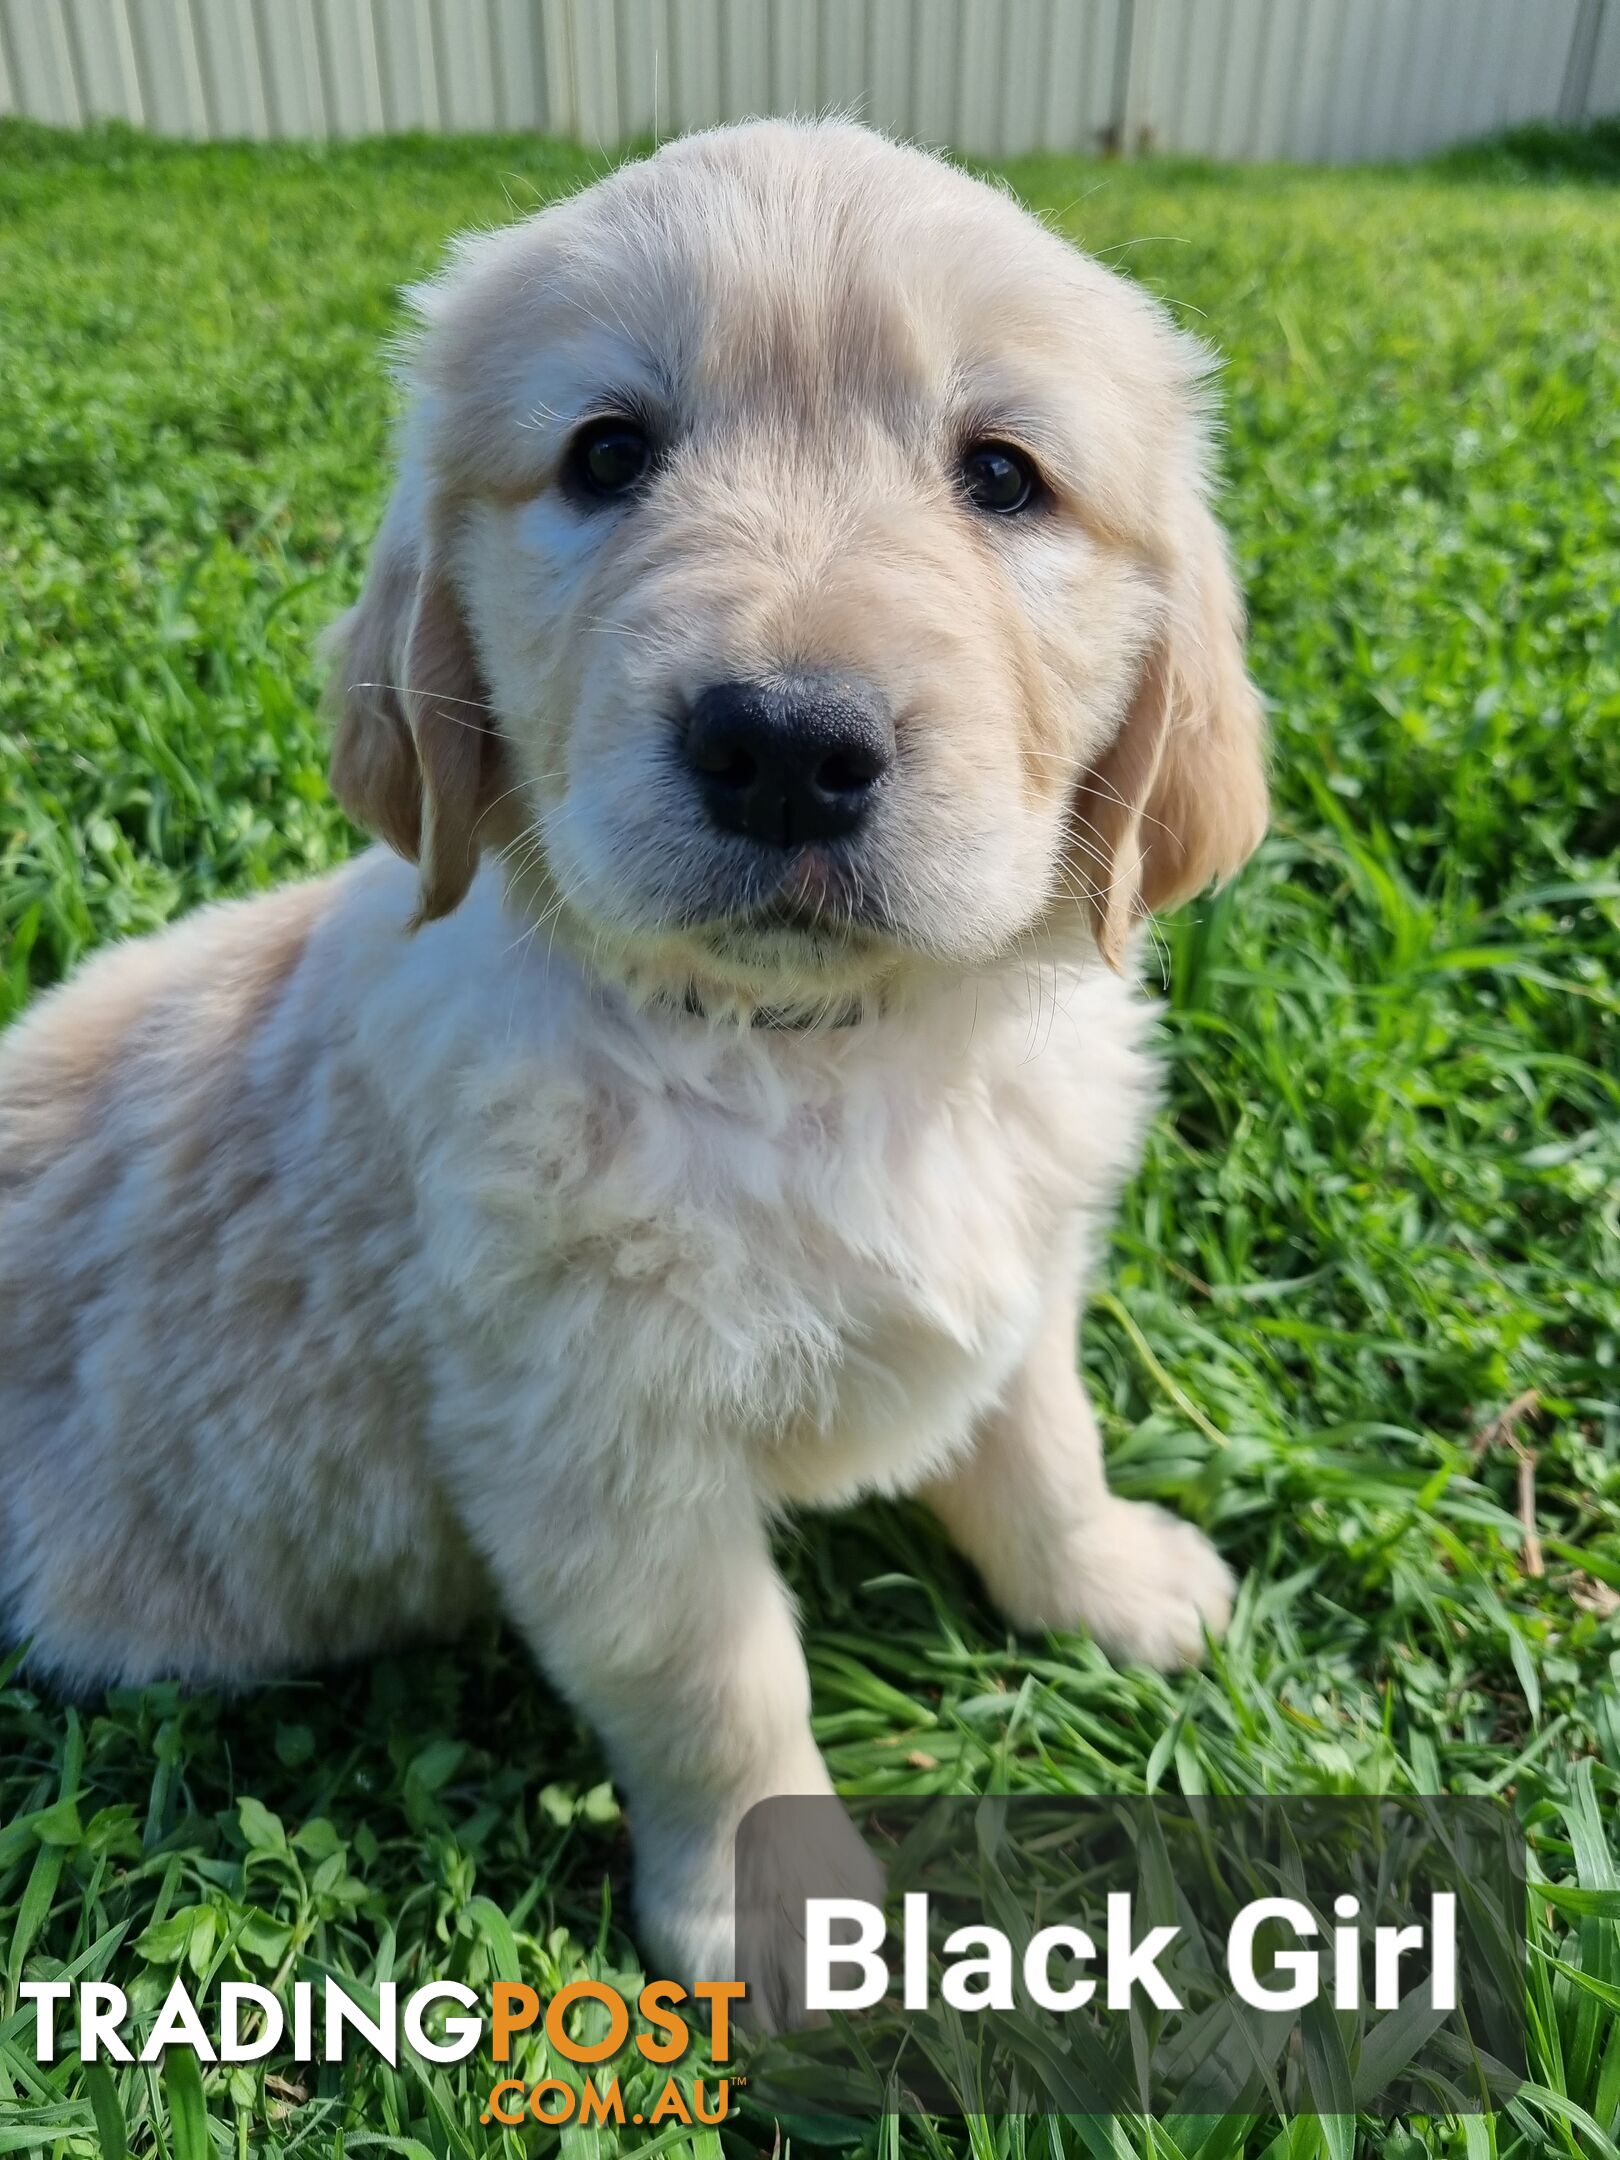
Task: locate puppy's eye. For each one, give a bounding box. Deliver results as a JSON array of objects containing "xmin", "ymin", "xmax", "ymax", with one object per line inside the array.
[
  {"xmin": 566, "ymin": 417, "xmax": 653, "ymax": 501},
  {"xmin": 959, "ymin": 440, "xmax": 1040, "ymax": 515}
]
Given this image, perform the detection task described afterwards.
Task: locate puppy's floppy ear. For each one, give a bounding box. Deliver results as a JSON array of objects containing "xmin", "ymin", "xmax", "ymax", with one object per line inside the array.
[
  {"xmin": 1074, "ymin": 506, "xmax": 1267, "ymax": 968},
  {"xmin": 325, "ymin": 459, "xmax": 504, "ymax": 924}
]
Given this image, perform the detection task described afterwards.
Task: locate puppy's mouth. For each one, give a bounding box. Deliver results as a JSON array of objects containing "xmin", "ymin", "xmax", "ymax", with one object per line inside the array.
[{"xmin": 689, "ymin": 849, "xmax": 889, "ymax": 958}]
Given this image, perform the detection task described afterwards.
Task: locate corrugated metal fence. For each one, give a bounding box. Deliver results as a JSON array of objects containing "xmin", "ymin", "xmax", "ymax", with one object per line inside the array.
[{"xmin": 2, "ymin": 0, "xmax": 1616, "ymax": 161}]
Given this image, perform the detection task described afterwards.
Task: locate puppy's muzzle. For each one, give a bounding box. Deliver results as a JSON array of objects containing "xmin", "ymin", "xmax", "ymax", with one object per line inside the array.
[{"xmin": 683, "ymin": 671, "xmax": 894, "ymax": 850}]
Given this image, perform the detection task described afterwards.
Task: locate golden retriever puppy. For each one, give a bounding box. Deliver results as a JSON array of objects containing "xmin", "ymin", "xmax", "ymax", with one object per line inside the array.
[{"xmin": 0, "ymin": 120, "xmax": 1265, "ymax": 1996}]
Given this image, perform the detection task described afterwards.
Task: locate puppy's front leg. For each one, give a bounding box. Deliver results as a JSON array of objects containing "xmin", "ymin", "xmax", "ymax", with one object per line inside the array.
[
  {"xmin": 922, "ymin": 1288, "xmax": 1234, "ymax": 1670},
  {"xmin": 485, "ymin": 1477, "xmax": 876, "ymax": 1995}
]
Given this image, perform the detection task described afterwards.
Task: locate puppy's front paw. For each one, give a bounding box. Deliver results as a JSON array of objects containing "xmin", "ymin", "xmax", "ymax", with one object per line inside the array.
[
  {"xmin": 736, "ymin": 1795, "xmax": 886, "ymax": 2033},
  {"xmin": 1002, "ymin": 1498, "xmax": 1234, "ymax": 1670},
  {"xmin": 636, "ymin": 1797, "xmax": 885, "ymax": 2033},
  {"xmin": 637, "ymin": 1874, "xmax": 737, "ymax": 2000}
]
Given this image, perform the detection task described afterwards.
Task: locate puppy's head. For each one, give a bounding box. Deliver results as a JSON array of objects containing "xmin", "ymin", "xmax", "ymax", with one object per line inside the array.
[{"xmin": 328, "ymin": 121, "xmax": 1265, "ymax": 1012}]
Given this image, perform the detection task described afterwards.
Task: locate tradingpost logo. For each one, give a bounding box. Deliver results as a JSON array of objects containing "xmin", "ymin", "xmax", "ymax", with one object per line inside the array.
[{"xmin": 20, "ymin": 1973, "xmax": 744, "ymax": 2133}]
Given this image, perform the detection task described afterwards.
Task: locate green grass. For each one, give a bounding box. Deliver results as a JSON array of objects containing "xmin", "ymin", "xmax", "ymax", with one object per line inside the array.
[{"xmin": 1, "ymin": 117, "xmax": 1618, "ymax": 2160}]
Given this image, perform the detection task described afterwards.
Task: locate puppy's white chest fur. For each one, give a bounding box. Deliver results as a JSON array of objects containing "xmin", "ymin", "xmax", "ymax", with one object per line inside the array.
[
  {"xmin": 360, "ymin": 864, "xmax": 1155, "ymax": 1513},
  {"xmin": 0, "ymin": 854, "xmax": 1159, "ymax": 1692}
]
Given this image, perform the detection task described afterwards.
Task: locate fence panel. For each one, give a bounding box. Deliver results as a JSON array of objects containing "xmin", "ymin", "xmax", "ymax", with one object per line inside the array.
[
  {"xmin": 1, "ymin": 0, "xmax": 84, "ymax": 124},
  {"xmin": 0, "ymin": 0, "xmax": 1611, "ymax": 159},
  {"xmin": 1588, "ymin": 0, "xmax": 1620, "ymax": 114}
]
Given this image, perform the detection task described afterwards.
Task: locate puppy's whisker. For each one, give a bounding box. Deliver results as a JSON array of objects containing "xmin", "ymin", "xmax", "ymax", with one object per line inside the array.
[
  {"xmin": 351, "ymin": 680, "xmax": 500, "ymax": 715},
  {"xmin": 474, "ymin": 776, "xmax": 544, "ymax": 842},
  {"xmin": 1076, "ymin": 770, "xmax": 1184, "ymax": 844},
  {"xmin": 1005, "ymin": 746, "xmax": 1186, "ymax": 852},
  {"xmin": 350, "ymin": 682, "xmax": 505, "ymax": 741}
]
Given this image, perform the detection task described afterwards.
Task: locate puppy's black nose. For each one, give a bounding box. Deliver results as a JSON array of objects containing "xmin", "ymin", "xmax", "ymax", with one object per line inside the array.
[{"xmin": 683, "ymin": 674, "xmax": 894, "ymax": 848}]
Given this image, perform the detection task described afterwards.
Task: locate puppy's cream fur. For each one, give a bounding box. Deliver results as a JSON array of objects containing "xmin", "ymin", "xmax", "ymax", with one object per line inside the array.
[{"xmin": 0, "ymin": 121, "xmax": 1265, "ymax": 1992}]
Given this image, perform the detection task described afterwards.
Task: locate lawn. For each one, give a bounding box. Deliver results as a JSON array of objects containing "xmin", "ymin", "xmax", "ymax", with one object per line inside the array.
[{"xmin": 1, "ymin": 116, "xmax": 1618, "ymax": 2160}]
